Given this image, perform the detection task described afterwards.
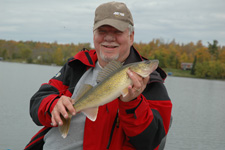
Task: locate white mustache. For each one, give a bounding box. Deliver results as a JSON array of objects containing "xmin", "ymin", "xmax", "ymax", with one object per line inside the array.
[{"xmin": 101, "ymin": 42, "xmax": 119, "ymax": 47}]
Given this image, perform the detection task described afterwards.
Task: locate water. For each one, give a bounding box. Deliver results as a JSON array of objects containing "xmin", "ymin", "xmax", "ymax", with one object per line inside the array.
[
  {"xmin": 0, "ymin": 62, "xmax": 61, "ymax": 150},
  {"xmin": 0, "ymin": 62, "xmax": 225, "ymax": 150},
  {"xmin": 164, "ymin": 76, "xmax": 225, "ymax": 150}
]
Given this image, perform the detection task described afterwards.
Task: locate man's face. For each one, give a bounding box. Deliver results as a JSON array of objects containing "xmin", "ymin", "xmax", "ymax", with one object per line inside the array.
[{"xmin": 93, "ymin": 25, "xmax": 134, "ymax": 67}]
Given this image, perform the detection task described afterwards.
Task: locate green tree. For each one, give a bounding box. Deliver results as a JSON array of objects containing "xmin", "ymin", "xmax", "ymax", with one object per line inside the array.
[
  {"xmin": 208, "ymin": 40, "xmax": 219, "ymax": 60},
  {"xmin": 191, "ymin": 56, "xmax": 197, "ymax": 75}
]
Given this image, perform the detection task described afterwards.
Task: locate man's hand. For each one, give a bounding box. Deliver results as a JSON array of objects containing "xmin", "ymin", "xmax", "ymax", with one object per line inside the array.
[
  {"xmin": 51, "ymin": 95, "xmax": 76, "ymax": 126},
  {"xmin": 119, "ymin": 69, "xmax": 149, "ymax": 102}
]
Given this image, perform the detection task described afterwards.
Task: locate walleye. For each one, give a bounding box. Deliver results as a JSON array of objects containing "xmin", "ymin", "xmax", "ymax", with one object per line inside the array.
[{"xmin": 59, "ymin": 59, "xmax": 159, "ymax": 138}]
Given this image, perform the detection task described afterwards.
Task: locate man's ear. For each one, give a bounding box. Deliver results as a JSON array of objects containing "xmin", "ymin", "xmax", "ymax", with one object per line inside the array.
[{"xmin": 130, "ymin": 31, "xmax": 134, "ymax": 45}]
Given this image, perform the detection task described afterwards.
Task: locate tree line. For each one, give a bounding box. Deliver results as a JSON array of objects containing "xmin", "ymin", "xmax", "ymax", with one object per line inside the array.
[{"xmin": 0, "ymin": 39, "xmax": 224, "ymax": 79}]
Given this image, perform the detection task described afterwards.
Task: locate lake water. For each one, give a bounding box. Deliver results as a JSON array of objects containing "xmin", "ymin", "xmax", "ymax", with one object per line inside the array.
[{"xmin": 0, "ymin": 62, "xmax": 225, "ymax": 150}]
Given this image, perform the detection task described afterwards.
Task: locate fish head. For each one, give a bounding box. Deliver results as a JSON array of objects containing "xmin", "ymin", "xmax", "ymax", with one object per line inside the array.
[{"xmin": 129, "ymin": 60, "xmax": 159, "ymax": 77}]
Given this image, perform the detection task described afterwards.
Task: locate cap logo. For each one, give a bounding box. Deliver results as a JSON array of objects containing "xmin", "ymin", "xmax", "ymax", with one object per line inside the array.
[{"xmin": 113, "ymin": 12, "xmax": 125, "ymax": 17}]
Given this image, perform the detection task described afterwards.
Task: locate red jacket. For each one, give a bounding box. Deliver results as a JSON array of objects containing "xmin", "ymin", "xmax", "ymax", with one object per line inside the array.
[{"xmin": 25, "ymin": 47, "xmax": 172, "ymax": 150}]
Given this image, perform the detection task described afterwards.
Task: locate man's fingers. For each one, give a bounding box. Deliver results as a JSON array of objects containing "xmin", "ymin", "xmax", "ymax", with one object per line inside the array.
[
  {"xmin": 50, "ymin": 96, "xmax": 77, "ymax": 126},
  {"xmin": 71, "ymin": 99, "xmax": 76, "ymax": 105},
  {"xmin": 51, "ymin": 116, "xmax": 57, "ymax": 126},
  {"xmin": 120, "ymin": 69, "xmax": 150, "ymax": 102},
  {"xmin": 127, "ymin": 69, "xmax": 142, "ymax": 90},
  {"xmin": 51, "ymin": 109, "xmax": 63, "ymax": 126},
  {"xmin": 59, "ymin": 104, "xmax": 69, "ymax": 119},
  {"xmin": 50, "ymin": 96, "xmax": 69, "ymax": 125},
  {"xmin": 143, "ymin": 76, "xmax": 150, "ymax": 85},
  {"xmin": 63, "ymin": 98, "xmax": 76, "ymax": 116},
  {"xmin": 54, "ymin": 113, "xmax": 63, "ymax": 126}
]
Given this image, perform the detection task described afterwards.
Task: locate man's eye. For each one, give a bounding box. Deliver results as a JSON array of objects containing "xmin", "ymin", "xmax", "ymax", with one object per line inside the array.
[
  {"xmin": 115, "ymin": 31, "xmax": 122, "ymax": 34},
  {"xmin": 98, "ymin": 30, "xmax": 106, "ymax": 33}
]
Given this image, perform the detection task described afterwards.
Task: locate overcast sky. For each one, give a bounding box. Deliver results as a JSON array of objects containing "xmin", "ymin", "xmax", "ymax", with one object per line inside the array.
[{"xmin": 1, "ymin": 0, "xmax": 225, "ymax": 47}]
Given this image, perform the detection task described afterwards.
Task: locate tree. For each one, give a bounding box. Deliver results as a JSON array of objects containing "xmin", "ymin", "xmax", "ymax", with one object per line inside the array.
[
  {"xmin": 195, "ymin": 47, "xmax": 210, "ymax": 63},
  {"xmin": 208, "ymin": 40, "xmax": 219, "ymax": 60},
  {"xmin": 191, "ymin": 56, "xmax": 197, "ymax": 75}
]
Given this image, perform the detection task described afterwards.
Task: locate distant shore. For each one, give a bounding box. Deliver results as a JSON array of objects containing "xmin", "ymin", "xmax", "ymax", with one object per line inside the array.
[
  {"xmin": 1, "ymin": 60, "xmax": 224, "ymax": 80},
  {"xmin": 163, "ymin": 68, "xmax": 225, "ymax": 81},
  {"xmin": 163, "ymin": 68, "xmax": 195, "ymax": 78}
]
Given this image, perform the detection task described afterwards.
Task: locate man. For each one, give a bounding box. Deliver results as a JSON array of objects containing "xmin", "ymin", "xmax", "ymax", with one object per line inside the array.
[{"xmin": 25, "ymin": 2, "xmax": 172, "ymax": 150}]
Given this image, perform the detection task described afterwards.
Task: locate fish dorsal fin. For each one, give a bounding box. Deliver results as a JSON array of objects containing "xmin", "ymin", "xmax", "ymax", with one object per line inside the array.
[
  {"xmin": 97, "ymin": 61, "xmax": 123, "ymax": 83},
  {"xmin": 74, "ymin": 84, "xmax": 93, "ymax": 101}
]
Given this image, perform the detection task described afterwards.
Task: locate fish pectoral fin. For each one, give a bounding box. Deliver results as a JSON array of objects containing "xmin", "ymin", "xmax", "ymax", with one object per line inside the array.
[
  {"xmin": 82, "ymin": 107, "xmax": 99, "ymax": 122},
  {"xmin": 121, "ymin": 88, "xmax": 129, "ymax": 97}
]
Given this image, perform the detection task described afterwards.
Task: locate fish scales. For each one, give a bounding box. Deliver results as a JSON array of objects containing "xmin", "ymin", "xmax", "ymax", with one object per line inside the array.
[{"xmin": 74, "ymin": 66, "xmax": 131, "ymax": 112}]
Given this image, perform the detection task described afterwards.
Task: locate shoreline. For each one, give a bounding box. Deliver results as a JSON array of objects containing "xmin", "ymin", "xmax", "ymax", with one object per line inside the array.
[{"xmin": 1, "ymin": 60, "xmax": 224, "ymax": 80}]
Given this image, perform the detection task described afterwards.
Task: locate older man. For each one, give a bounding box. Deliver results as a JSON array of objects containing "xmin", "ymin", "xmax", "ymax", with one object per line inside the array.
[{"xmin": 25, "ymin": 2, "xmax": 172, "ymax": 150}]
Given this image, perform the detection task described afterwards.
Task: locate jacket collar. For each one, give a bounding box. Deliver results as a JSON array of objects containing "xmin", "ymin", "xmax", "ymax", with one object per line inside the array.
[
  {"xmin": 69, "ymin": 46, "xmax": 142, "ymax": 67},
  {"xmin": 68, "ymin": 49, "xmax": 97, "ymax": 68},
  {"xmin": 124, "ymin": 46, "xmax": 143, "ymax": 65}
]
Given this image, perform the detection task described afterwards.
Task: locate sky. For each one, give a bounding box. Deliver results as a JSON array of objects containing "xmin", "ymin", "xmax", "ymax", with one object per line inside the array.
[{"xmin": 1, "ymin": 0, "xmax": 225, "ymax": 47}]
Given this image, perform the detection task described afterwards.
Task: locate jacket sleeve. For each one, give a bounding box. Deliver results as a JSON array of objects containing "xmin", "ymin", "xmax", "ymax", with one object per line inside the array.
[
  {"xmin": 118, "ymin": 81, "xmax": 172, "ymax": 150},
  {"xmin": 29, "ymin": 62, "xmax": 73, "ymax": 127}
]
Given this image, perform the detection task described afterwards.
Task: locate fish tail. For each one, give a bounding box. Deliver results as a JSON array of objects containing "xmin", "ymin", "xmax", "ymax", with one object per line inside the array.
[{"xmin": 59, "ymin": 113, "xmax": 72, "ymax": 138}]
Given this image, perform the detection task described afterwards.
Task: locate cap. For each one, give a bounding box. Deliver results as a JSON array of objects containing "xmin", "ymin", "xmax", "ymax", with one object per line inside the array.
[{"xmin": 93, "ymin": 1, "xmax": 134, "ymax": 31}]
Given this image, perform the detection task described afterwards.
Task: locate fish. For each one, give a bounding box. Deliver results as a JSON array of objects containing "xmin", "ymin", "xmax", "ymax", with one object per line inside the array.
[{"xmin": 59, "ymin": 59, "xmax": 159, "ymax": 138}]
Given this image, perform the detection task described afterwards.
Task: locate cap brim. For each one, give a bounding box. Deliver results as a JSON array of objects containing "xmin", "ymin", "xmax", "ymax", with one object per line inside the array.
[{"xmin": 93, "ymin": 18, "xmax": 129, "ymax": 32}]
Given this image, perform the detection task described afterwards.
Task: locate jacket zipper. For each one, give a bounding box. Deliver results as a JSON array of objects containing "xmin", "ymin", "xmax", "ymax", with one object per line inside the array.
[{"xmin": 106, "ymin": 110, "xmax": 119, "ymax": 149}]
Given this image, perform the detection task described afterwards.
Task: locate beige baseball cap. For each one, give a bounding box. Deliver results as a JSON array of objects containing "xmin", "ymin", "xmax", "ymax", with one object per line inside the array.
[{"xmin": 93, "ymin": 1, "xmax": 134, "ymax": 31}]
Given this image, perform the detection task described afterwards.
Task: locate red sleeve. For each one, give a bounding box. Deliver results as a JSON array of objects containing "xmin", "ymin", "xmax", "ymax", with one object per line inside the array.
[
  {"xmin": 118, "ymin": 92, "xmax": 172, "ymax": 150},
  {"xmin": 30, "ymin": 78, "xmax": 71, "ymax": 127},
  {"xmin": 38, "ymin": 94, "xmax": 59, "ymax": 126},
  {"xmin": 118, "ymin": 94, "xmax": 153, "ymax": 137}
]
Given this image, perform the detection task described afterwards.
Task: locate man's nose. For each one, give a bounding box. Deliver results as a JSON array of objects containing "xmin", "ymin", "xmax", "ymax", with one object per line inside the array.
[{"xmin": 104, "ymin": 33, "xmax": 115, "ymax": 41}]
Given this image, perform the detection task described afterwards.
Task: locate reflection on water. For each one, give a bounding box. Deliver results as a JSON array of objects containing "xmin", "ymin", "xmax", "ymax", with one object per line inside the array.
[{"xmin": 1, "ymin": 62, "xmax": 225, "ymax": 150}]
